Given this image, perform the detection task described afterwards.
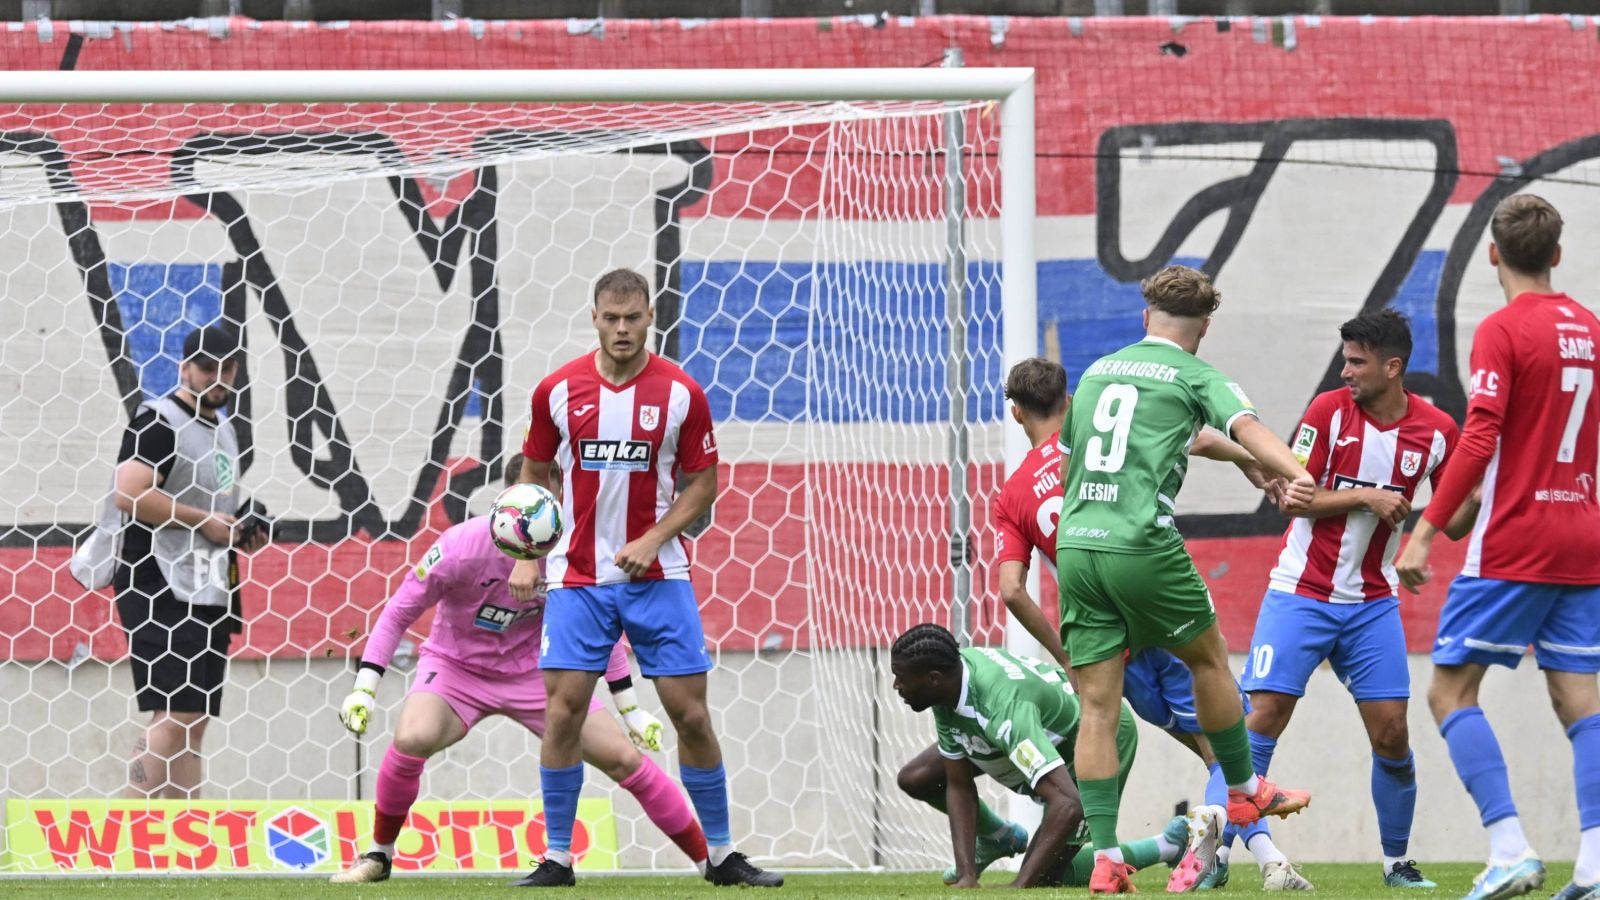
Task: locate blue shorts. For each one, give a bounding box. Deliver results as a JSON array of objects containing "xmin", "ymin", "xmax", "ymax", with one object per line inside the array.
[
  {"xmin": 1122, "ymin": 649, "xmax": 1248, "ymax": 734},
  {"xmin": 1433, "ymin": 576, "xmax": 1600, "ymax": 673},
  {"xmin": 541, "ymin": 580, "xmax": 713, "ymax": 678},
  {"xmin": 1240, "ymin": 589, "xmax": 1410, "ymax": 703}
]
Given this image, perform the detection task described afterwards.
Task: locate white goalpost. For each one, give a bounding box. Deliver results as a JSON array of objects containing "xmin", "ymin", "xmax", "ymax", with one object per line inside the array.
[{"xmin": 0, "ymin": 66, "xmax": 1035, "ymax": 874}]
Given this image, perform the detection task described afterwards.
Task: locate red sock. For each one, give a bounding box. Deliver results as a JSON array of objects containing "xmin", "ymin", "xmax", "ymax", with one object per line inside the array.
[
  {"xmin": 618, "ymin": 756, "xmax": 706, "ymax": 864},
  {"xmin": 374, "ymin": 746, "xmax": 428, "ymax": 846}
]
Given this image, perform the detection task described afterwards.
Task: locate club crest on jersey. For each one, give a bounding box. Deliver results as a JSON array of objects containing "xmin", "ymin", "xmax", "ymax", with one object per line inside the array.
[
  {"xmin": 1400, "ymin": 450, "xmax": 1422, "ymax": 477},
  {"xmin": 579, "ymin": 439, "xmax": 653, "ymax": 471},
  {"xmin": 638, "ymin": 404, "xmax": 661, "ymax": 431}
]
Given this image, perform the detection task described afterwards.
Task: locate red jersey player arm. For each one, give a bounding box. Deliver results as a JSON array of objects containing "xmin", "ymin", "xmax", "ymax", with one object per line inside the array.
[
  {"xmin": 521, "ymin": 378, "xmax": 560, "ymax": 463},
  {"xmin": 675, "ymin": 382, "xmax": 720, "ymax": 474},
  {"xmin": 1424, "ymin": 320, "xmax": 1514, "ymax": 532},
  {"xmin": 993, "ymin": 503, "xmax": 1031, "ymax": 566}
]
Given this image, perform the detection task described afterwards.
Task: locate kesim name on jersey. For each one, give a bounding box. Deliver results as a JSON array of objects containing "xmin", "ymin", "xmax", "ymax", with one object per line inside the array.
[
  {"xmin": 1078, "ymin": 482, "xmax": 1119, "ymax": 502},
  {"xmin": 579, "ymin": 439, "xmax": 652, "ymax": 471}
]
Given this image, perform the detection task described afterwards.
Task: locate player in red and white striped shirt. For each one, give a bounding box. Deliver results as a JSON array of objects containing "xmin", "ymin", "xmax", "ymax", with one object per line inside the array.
[
  {"xmin": 507, "ymin": 269, "xmax": 780, "ymax": 889},
  {"xmin": 1396, "ymin": 195, "xmax": 1600, "ymax": 900},
  {"xmin": 1242, "ymin": 309, "xmax": 1475, "ymax": 888}
]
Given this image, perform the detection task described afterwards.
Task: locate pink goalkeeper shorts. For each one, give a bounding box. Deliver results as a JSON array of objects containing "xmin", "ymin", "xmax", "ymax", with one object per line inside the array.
[{"xmin": 411, "ymin": 652, "xmax": 604, "ymax": 736}]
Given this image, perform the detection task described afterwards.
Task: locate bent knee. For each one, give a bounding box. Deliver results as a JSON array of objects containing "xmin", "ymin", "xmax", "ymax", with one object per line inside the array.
[
  {"xmin": 669, "ymin": 703, "xmax": 714, "ymax": 741},
  {"xmin": 601, "ymin": 747, "xmax": 642, "ymax": 783},
  {"xmin": 897, "ymin": 761, "xmax": 943, "ymax": 799},
  {"xmin": 1368, "ymin": 719, "xmax": 1410, "ymax": 759},
  {"xmin": 392, "ymin": 732, "xmax": 440, "ymax": 758}
]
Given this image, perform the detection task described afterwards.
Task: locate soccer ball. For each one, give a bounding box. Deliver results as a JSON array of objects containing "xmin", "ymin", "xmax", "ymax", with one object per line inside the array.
[{"xmin": 488, "ymin": 483, "xmax": 564, "ymax": 560}]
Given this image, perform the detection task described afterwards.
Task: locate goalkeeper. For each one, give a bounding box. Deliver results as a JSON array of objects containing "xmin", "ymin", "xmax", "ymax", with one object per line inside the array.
[{"xmin": 330, "ymin": 454, "xmax": 706, "ymax": 884}]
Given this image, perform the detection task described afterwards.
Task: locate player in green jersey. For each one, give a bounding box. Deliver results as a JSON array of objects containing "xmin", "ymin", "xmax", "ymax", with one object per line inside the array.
[
  {"xmin": 890, "ymin": 624, "xmax": 1226, "ymax": 889},
  {"xmin": 1057, "ymin": 265, "xmax": 1317, "ymax": 893}
]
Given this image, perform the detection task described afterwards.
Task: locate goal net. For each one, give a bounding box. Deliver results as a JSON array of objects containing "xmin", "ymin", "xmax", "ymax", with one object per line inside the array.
[{"xmin": 0, "ymin": 69, "xmax": 1035, "ymax": 874}]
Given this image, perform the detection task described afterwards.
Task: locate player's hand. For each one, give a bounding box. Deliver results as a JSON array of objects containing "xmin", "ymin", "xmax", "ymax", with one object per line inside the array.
[
  {"xmin": 615, "ymin": 536, "xmax": 664, "ymax": 577},
  {"xmin": 1394, "ymin": 535, "xmax": 1433, "ymax": 594},
  {"xmin": 237, "ymin": 527, "xmax": 269, "ymax": 553},
  {"xmin": 1261, "ymin": 477, "xmax": 1289, "ymax": 509},
  {"xmin": 1363, "ymin": 489, "xmax": 1412, "ymax": 528},
  {"xmin": 339, "ymin": 687, "xmax": 376, "ymax": 735},
  {"xmin": 1280, "ymin": 474, "xmax": 1316, "ymax": 513},
  {"xmin": 509, "ymin": 558, "xmax": 542, "ymax": 602},
  {"xmin": 199, "ymin": 512, "xmax": 236, "ymax": 546},
  {"xmin": 1237, "ymin": 459, "xmax": 1271, "ymax": 491},
  {"xmin": 620, "ymin": 705, "xmax": 665, "ymax": 751}
]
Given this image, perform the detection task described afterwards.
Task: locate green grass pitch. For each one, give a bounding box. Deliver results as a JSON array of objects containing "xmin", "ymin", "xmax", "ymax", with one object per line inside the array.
[{"xmin": 0, "ymin": 862, "xmax": 1578, "ymax": 899}]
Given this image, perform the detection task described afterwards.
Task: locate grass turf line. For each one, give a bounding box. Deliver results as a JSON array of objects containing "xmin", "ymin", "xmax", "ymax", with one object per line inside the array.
[{"xmin": 0, "ymin": 861, "xmax": 1578, "ymax": 898}]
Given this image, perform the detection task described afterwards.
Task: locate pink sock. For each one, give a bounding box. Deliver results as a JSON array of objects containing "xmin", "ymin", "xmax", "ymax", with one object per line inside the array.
[
  {"xmin": 619, "ymin": 756, "xmax": 706, "ymax": 864},
  {"xmin": 374, "ymin": 746, "xmax": 428, "ymax": 845}
]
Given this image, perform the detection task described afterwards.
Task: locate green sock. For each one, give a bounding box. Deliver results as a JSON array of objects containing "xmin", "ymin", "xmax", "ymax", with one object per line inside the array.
[
  {"xmin": 1077, "ymin": 776, "xmax": 1122, "ymax": 851},
  {"xmin": 924, "ymin": 793, "xmax": 1009, "ymax": 838},
  {"xmin": 1067, "ymin": 837, "xmax": 1161, "ymax": 885},
  {"xmin": 1205, "ymin": 717, "xmax": 1255, "ymax": 786}
]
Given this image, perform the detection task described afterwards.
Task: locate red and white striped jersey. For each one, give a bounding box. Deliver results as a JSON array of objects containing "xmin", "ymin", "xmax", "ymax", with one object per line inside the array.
[
  {"xmin": 523, "ymin": 352, "xmax": 718, "ymax": 589},
  {"xmin": 1422, "ymin": 292, "xmax": 1600, "ymax": 583},
  {"xmin": 1270, "ymin": 389, "xmax": 1457, "ymax": 602}
]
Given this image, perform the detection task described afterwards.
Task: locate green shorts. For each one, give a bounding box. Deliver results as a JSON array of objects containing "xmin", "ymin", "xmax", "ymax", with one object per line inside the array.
[{"xmin": 1058, "ymin": 542, "xmax": 1217, "ymax": 666}]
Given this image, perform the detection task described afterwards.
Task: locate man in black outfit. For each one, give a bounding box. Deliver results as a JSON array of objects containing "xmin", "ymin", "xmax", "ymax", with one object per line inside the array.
[{"xmin": 112, "ymin": 325, "xmax": 267, "ymax": 798}]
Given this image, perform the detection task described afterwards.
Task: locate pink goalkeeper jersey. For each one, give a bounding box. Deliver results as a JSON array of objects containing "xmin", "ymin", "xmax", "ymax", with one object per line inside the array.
[
  {"xmin": 523, "ymin": 352, "xmax": 719, "ymax": 589},
  {"xmin": 362, "ymin": 516, "xmax": 629, "ymax": 682}
]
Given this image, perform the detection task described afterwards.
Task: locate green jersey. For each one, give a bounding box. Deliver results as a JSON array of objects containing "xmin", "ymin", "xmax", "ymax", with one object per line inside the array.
[
  {"xmin": 1057, "ymin": 336, "xmax": 1256, "ymax": 553},
  {"xmin": 933, "ymin": 647, "xmax": 1080, "ymax": 794}
]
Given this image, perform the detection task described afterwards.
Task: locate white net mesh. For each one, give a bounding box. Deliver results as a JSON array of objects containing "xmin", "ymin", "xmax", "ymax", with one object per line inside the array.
[{"xmin": 0, "ymin": 91, "xmax": 1015, "ymax": 874}]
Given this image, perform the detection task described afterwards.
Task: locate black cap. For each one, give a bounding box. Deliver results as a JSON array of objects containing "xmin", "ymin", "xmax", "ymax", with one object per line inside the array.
[{"xmin": 181, "ymin": 325, "xmax": 243, "ymax": 365}]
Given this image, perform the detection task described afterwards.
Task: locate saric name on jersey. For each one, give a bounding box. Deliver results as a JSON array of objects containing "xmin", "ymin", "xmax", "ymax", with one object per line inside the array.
[
  {"xmin": 578, "ymin": 439, "xmax": 653, "ymax": 471},
  {"xmin": 1559, "ymin": 335, "xmax": 1596, "ymax": 361},
  {"xmin": 1077, "ymin": 481, "xmax": 1120, "ymax": 502},
  {"xmin": 1332, "ymin": 475, "xmax": 1404, "ymax": 493}
]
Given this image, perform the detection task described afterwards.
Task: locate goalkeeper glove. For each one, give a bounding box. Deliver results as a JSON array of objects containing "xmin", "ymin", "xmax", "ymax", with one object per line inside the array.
[
  {"xmin": 339, "ymin": 667, "xmax": 382, "ymax": 735},
  {"xmin": 611, "ymin": 686, "xmax": 664, "ymax": 751}
]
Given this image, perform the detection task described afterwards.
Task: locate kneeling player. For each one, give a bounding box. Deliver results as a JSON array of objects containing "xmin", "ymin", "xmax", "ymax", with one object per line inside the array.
[
  {"xmin": 330, "ymin": 458, "xmax": 706, "ymax": 884},
  {"xmin": 891, "ymin": 624, "xmax": 1226, "ymax": 891}
]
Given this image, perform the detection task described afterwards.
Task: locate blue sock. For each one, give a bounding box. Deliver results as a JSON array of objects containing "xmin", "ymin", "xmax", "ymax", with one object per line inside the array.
[
  {"xmin": 1440, "ymin": 707, "xmax": 1518, "ymax": 827},
  {"xmin": 1372, "ymin": 751, "xmax": 1418, "ymax": 858},
  {"xmin": 1205, "ymin": 761, "xmax": 1228, "ymax": 807},
  {"xmin": 539, "ymin": 763, "xmax": 585, "ymax": 854},
  {"xmin": 1248, "ymin": 730, "xmax": 1277, "ymax": 776},
  {"xmin": 1569, "ymin": 713, "xmax": 1600, "ymax": 830},
  {"xmin": 681, "ymin": 763, "xmax": 732, "ymax": 847}
]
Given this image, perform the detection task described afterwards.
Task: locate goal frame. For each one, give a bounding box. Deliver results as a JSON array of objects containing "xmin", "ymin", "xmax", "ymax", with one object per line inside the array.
[{"xmin": 0, "ymin": 66, "xmax": 1041, "ymax": 867}]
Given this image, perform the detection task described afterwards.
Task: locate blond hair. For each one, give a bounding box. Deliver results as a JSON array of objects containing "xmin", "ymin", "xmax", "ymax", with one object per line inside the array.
[{"xmin": 1140, "ymin": 265, "xmax": 1220, "ymax": 318}]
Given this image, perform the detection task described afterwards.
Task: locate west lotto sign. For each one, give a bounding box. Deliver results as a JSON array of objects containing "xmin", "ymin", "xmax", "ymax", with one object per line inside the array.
[{"xmin": 3, "ymin": 799, "xmax": 617, "ymax": 873}]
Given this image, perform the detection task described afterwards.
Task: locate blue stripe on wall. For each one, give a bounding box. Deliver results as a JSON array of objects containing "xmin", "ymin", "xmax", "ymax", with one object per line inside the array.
[
  {"xmin": 110, "ymin": 262, "xmax": 224, "ymax": 401},
  {"xmin": 679, "ymin": 250, "xmax": 1447, "ymax": 423}
]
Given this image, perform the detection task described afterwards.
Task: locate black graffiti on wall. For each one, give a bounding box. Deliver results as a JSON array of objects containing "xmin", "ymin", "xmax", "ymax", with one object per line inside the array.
[
  {"xmin": 1, "ymin": 130, "xmax": 711, "ymax": 547},
  {"xmin": 1096, "ymin": 118, "xmax": 1600, "ymax": 537}
]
